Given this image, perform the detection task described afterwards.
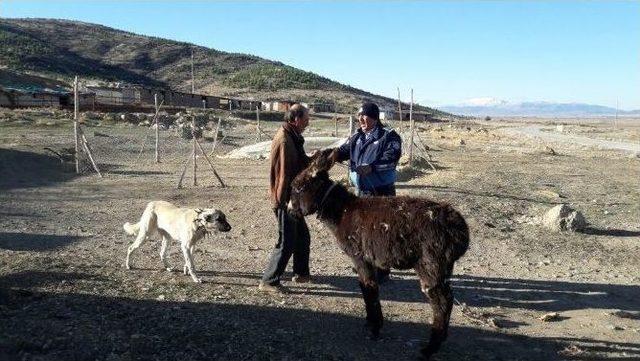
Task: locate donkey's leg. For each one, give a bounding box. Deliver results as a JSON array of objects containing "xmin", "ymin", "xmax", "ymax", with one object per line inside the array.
[
  {"xmin": 353, "ymin": 258, "xmax": 383, "ymax": 338},
  {"xmin": 415, "ymin": 263, "xmax": 453, "ymax": 359}
]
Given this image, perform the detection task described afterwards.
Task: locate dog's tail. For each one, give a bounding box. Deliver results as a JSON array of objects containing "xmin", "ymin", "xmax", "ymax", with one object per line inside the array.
[{"xmin": 123, "ymin": 222, "xmax": 141, "ymax": 236}]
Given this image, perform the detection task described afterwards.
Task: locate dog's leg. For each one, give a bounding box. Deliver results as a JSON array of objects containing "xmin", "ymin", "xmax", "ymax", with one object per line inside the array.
[
  {"xmin": 126, "ymin": 230, "xmax": 146, "ymax": 270},
  {"xmin": 126, "ymin": 204, "xmax": 156, "ymax": 270},
  {"xmin": 160, "ymin": 236, "xmax": 172, "ymax": 272},
  {"xmin": 180, "ymin": 242, "xmax": 201, "ymax": 283},
  {"xmin": 183, "ymin": 245, "xmax": 196, "ymax": 275}
]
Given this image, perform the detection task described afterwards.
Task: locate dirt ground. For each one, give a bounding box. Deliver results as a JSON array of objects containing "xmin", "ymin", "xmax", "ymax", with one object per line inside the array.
[{"xmin": 1, "ymin": 112, "xmax": 639, "ymax": 361}]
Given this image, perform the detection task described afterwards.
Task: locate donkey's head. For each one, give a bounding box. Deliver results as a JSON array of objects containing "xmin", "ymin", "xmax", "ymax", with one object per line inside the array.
[{"xmin": 288, "ymin": 148, "xmax": 337, "ymax": 217}]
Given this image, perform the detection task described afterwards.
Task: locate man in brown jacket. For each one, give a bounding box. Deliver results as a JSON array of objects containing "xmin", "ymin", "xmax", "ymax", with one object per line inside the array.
[{"xmin": 259, "ymin": 104, "xmax": 311, "ymax": 292}]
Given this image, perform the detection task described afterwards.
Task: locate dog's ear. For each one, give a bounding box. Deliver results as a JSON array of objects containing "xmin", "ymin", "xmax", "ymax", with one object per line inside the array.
[{"xmin": 213, "ymin": 210, "xmax": 225, "ymax": 221}]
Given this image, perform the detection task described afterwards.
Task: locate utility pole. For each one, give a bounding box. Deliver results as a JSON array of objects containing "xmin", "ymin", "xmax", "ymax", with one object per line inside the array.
[{"xmin": 191, "ymin": 48, "xmax": 195, "ymax": 94}]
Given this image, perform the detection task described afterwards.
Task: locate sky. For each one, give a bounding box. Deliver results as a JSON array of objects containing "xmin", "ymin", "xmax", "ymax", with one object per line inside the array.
[{"xmin": 2, "ymin": 1, "xmax": 639, "ymax": 109}]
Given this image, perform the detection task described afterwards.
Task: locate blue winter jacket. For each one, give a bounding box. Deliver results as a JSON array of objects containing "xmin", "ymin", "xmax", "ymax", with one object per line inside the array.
[{"xmin": 335, "ymin": 125, "xmax": 402, "ymax": 192}]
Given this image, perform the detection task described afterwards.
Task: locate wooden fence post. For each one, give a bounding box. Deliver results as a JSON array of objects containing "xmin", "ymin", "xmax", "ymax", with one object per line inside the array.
[
  {"xmin": 256, "ymin": 105, "xmax": 261, "ymax": 143},
  {"xmin": 397, "ymin": 87, "xmax": 403, "ymax": 134},
  {"xmin": 334, "ymin": 102, "xmax": 338, "ymax": 136},
  {"xmin": 154, "ymin": 94, "xmax": 160, "ymax": 163},
  {"xmin": 194, "ymin": 138, "xmax": 226, "ymax": 188},
  {"xmin": 409, "ymin": 88, "xmax": 415, "ymax": 166},
  {"xmin": 192, "ymin": 116, "xmax": 197, "ymax": 186},
  {"xmin": 209, "ymin": 117, "xmax": 222, "ymax": 156},
  {"xmin": 74, "ymin": 76, "xmax": 80, "ymax": 174}
]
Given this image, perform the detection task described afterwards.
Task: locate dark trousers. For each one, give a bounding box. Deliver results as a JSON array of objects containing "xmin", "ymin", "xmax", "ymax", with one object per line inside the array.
[{"xmin": 262, "ymin": 208, "xmax": 311, "ymax": 286}]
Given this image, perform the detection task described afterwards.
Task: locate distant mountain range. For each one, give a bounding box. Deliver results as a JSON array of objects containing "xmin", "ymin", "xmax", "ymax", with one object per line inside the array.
[{"xmin": 440, "ymin": 98, "xmax": 640, "ymax": 117}]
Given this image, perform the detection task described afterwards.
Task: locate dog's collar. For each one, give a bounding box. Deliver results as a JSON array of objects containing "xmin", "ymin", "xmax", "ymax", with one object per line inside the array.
[{"xmin": 193, "ymin": 211, "xmax": 209, "ymax": 233}]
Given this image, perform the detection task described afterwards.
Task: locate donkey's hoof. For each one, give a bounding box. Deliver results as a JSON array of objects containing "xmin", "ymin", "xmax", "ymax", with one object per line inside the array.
[
  {"xmin": 364, "ymin": 324, "xmax": 381, "ymax": 340},
  {"xmin": 420, "ymin": 344, "xmax": 437, "ymax": 360}
]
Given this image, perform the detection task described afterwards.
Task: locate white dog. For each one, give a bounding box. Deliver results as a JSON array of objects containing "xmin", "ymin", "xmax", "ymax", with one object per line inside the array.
[{"xmin": 123, "ymin": 201, "xmax": 231, "ymax": 283}]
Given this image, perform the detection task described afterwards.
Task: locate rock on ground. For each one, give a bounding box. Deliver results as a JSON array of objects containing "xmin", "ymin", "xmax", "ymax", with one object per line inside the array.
[{"xmin": 542, "ymin": 204, "xmax": 587, "ymax": 232}]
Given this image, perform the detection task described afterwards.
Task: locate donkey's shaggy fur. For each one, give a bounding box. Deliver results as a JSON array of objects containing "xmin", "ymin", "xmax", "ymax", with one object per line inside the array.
[{"xmin": 289, "ymin": 149, "xmax": 470, "ymax": 359}]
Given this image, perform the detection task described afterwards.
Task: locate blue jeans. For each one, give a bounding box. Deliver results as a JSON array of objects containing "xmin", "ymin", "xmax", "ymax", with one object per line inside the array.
[{"xmin": 357, "ymin": 183, "xmax": 396, "ymax": 197}]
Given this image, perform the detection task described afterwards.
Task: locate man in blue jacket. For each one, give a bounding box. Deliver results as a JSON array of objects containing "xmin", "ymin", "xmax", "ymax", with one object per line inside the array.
[
  {"xmin": 333, "ymin": 102, "xmax": 402, "ymax": 282},
  {"xmin": 334, "ymin": 102, "xmax": 402, "ymax": 196}
]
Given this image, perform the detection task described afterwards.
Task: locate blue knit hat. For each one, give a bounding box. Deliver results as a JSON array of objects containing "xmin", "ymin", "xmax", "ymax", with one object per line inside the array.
[{"xmin": 358, "ymin": 102, "xmax": 380, "ymax": 120}]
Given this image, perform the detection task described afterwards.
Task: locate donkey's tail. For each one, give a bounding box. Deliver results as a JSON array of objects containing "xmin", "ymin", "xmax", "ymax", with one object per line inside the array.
[{"xmin": 442, "ymin": 205, "xmax": 470, "ymax": 262}]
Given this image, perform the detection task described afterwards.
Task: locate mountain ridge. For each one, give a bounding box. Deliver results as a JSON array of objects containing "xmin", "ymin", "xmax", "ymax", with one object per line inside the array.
[
  {"xmin": 0, "ymin": 18, "xmax": 451, "ymax": 116},
  {"xmin": 440, "ymin": 100, "xmax": 640, "ymax": 117}
]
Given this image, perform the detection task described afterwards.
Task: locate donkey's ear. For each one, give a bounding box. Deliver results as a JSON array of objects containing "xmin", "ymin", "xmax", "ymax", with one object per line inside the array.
[
  {"xmin": 309, "ymin": 164, "xmax": 320, "ymax": 177},
  {"xmin": 313, "ymin": 148, "xmax": 337, "ymax": 171},
  {"xmin": 309, "ymin": 149, "xmax": 322, "ymax": 162}
]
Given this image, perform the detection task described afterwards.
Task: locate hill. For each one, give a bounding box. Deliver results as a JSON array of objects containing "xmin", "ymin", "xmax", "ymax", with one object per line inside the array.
[{"xmin": 0, "ymin": 18, "xmax": 451, "ymax": 117}]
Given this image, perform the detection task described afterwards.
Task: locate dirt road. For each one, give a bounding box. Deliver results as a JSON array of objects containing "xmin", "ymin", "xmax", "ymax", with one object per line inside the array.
[{"xmin": 503, "ymin": 125, "xmax": 640, "ymax": 154}]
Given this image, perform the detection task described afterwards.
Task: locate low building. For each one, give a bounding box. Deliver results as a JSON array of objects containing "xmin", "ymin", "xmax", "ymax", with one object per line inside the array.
[
  {"xmin": 309, "ymin": 102, "xmax": 335, "ymax": 113},
  {"xmin": 0, "ymin": 85, "xmax": 71, "ymax": 108},
  {"xmin": 261, "ymin": 100, "xmax": 295, "ymax": 112},
  {"xmin": 380, "ymin": 107, "xmax": 434, "ymax": 122},
  {"xmin": 0, "ymin": 69, "xmax": 71, "ymax": 108}
]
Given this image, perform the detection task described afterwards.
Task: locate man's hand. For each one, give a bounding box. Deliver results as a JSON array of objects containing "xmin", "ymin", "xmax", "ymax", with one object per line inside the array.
[{"xmin": 356, "ymin": 164, "xmax": 372, "ymax": 176}]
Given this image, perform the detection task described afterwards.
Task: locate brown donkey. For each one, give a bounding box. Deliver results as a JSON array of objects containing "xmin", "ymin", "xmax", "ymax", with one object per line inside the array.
[{"xmin": 288, "ymin": 149, "xmax": 470, "ymax": 360}]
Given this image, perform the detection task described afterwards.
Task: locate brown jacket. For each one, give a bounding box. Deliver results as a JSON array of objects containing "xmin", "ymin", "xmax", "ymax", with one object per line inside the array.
[{"xmin": 270, "ymin": 123, "xmax": 309, "ymax": 209}]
